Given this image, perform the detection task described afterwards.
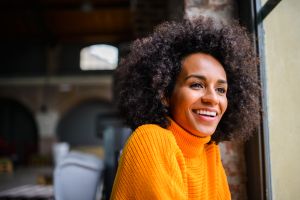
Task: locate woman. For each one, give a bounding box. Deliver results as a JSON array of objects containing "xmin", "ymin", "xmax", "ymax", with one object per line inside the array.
[{"xmin": 111, "ymin": 17, "xmax": 260, "ymax": 199}]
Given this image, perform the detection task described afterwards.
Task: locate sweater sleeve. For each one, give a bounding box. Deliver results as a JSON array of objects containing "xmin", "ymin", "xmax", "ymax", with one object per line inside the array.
[{"xmin": 110, "ymin": 125, "xmax": 188, "ymax": 200}]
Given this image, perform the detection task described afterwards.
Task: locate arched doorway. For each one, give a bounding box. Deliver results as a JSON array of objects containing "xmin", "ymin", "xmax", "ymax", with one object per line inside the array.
[
  {"xmin": 0, "ymin": 98, "xmax": 38, "ymax": 166},
  {"xmin": 56, "ymin": 99, "xmax": 117, "ymax": 147}
]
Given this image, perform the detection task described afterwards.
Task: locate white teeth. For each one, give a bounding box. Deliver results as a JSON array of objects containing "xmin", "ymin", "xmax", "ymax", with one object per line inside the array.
[{"xmin": 196, "ymin": 110, "xmax": 217, "ymax": 117}]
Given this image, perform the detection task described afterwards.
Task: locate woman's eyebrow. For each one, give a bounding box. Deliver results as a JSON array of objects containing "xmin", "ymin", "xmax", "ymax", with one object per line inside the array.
[
  {"xmin": 184, "ymin": 74, "xmax": 227, "ymax": 84},
  {"xmin": 217, "ymin": 79, "xmax": 228, "ymax": 84},
  {"xmin": 184, "ymin": 74, "xmax": 206, "ymax": 81}
]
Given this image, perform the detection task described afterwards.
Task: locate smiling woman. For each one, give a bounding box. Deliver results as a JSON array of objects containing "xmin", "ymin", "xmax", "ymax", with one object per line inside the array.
[{"xmin": 111, "ymin": 17, "xmax": 260, "ymax": 199}]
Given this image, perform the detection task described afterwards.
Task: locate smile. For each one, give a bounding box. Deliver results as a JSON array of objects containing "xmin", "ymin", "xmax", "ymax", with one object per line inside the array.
[{"xmin": 193, "ymin": 109, "xmax": 217, "ymax": 117}]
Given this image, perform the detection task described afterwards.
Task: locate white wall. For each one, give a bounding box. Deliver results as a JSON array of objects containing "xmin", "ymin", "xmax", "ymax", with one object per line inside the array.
[{"xmin": 263, "ymin": 0, "xmax": 300, "ymax": 199}]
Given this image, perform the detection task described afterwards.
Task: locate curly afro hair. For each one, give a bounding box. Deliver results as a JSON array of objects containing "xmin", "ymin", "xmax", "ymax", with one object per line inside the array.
[{"xmin": 114, "ymin": 17, "xmax": 261, "ymax": 143}]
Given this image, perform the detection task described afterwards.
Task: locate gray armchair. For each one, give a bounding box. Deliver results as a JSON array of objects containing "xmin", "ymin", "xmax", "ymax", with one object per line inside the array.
[{"xmin": 54, "ymin": 151, "xmax": 104, "ymax": 200}]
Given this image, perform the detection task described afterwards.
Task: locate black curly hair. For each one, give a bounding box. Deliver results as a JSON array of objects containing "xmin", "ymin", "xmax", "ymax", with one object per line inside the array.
[{"xmin": 114, "ymin": 17, "xmax": 260, "ymax": 143}]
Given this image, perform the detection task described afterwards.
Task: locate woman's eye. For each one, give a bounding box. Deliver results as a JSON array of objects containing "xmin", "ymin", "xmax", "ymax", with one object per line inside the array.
[
  {"xmin": 216, "ymin": 88, "xmax": 226, "ymax": 94},
  {"xmin": 190, "ymin": 83, "xmax": 204, "ymax": 89}
]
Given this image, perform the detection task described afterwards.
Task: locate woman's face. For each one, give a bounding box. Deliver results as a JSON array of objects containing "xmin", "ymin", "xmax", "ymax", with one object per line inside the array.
[{"xmin": 168, "ymin": 53, "xmax": 228, "ymax": 137}]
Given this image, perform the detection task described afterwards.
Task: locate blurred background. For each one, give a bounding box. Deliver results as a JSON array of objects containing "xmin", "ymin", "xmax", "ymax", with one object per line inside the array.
[{"xmin": 0, "ymin": 0, "xmax": 299, "ymax": 200}]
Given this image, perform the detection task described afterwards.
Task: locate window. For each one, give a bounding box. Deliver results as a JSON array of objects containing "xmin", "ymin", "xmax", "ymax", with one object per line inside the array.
[{"xmin": 80, "ymin": 44, "xmax": 119, "ymax": 71}]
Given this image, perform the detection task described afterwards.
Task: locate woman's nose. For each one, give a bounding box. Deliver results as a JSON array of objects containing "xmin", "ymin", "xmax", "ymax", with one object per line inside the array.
[{"xmin": 201, "ymin": 88, "xmax": 218, "ymax": 105}]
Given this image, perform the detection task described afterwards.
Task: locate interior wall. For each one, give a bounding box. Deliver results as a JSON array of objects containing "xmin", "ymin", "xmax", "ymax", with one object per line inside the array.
[
  {"xmin": 0, "ymin": 82, "xmax": 112, "ymax": 155},
  {"xmin": 262, "ymin": 0, "xmax": 300, "ymax": 199}
]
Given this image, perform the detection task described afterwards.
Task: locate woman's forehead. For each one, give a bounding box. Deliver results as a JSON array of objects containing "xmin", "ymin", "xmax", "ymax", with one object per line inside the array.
[{"xmin": 180, "ymin": 53, "xmax": 227, "ymax": 80}]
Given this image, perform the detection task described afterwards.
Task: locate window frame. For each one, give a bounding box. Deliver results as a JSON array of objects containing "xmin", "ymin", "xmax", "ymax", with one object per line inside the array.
[{"xmin": 238, "ymin": 0, "xmax": 282, "ymax": 199}]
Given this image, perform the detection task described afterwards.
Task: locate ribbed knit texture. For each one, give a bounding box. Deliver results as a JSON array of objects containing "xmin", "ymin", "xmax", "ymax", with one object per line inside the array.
[{"xmin": 110, "ymin": 120, "xmax": 231, "ymax": 200}]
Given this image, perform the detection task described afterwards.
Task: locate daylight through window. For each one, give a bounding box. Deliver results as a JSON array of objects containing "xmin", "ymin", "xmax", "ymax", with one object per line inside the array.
[{"xmin": 80, "ymin": 44, "xmax": 118, "ymax": 70}]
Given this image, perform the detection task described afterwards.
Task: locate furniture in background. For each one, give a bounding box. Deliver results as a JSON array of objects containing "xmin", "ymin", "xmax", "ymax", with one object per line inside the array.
[
  {"xmin": 52, "ymin": 142, "xmax": 70, "ymax": 166},
  {"xmin": 54, "ymin": 151, "xmax": 104, "ymax": 200}
]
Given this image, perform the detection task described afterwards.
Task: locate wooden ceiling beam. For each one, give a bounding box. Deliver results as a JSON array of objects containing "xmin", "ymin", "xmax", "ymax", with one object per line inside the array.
[
  {"xmin": 44, "ymin": 8, "xmax": 132, "ymax": 34},
  {"xmin": 53, "ymin": 33, "xmax": 133, "ymax": 43},
  {"xmin": 0, "ymin": 7, "xmax": 133, "ymax": 43}
]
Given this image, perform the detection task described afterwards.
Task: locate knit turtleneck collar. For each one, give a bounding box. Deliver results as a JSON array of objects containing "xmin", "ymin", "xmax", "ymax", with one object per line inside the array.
[{"xmin": 167, "ymin": 118, "xmax": 211, "ymax": 158}]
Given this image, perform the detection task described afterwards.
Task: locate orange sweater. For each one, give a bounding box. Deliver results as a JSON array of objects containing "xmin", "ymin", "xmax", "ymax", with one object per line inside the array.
[{"xmin": 110, "ymin": 120, "xmax": 231, "ymax": 200}]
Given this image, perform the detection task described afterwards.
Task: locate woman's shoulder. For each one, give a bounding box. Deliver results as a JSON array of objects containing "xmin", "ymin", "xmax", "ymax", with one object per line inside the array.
[
  {"xmin": 124, "ymin": 124, "xmax": 178, "ymax": 154},
  {"xmin": 134, "ymin": 123, "xmax": 174, "ymax": 140},
  {"xmin": 135, "ymin": 123, "xmax": 170, "ymax": 134}
]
